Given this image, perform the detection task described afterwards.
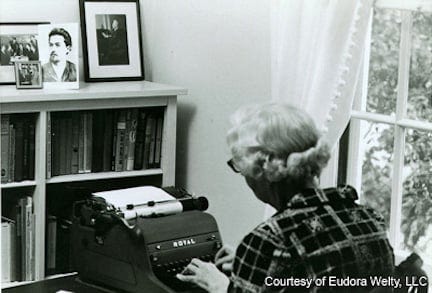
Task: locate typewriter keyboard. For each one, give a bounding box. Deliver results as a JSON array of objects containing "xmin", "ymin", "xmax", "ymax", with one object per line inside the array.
[{"xmin": 153, "ymin": 254, "xmax": 217, "ymax": 292}]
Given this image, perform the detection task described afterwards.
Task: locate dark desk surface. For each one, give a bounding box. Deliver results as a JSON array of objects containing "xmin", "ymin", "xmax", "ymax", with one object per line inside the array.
[
  {"xmin": 3, "ymin": 275, "xmax": 114, "ymax": 293},
  {"xmin": 2, "ymin": 275, "xmax": 205, "ymax": 293}
]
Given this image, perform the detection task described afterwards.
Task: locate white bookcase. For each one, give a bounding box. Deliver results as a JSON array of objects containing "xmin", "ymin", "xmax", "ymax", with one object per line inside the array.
[{"xmin": 0, "ymin": 81, "xmax": 187, "ymax": 287}]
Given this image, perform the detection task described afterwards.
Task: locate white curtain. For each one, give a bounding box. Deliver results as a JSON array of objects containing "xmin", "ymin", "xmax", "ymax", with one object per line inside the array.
[
  {"xmin": 271, "ymin": 0, "xmax": 372, "ymax": 147},
  {"xmin": 265, "ymin": 0, "xmax": 373, "ymax": 219}
]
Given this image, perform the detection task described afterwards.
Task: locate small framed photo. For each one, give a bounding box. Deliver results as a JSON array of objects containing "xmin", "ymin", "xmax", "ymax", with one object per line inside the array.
[
  {"xmin": 38, "ymin": 23, "xmax": 80, "ymax": 90},
  {"xmin": 80, "ymin": 0, "xmax": 145, "ymax": 82},
  {"xmin": 0, "ymin": 22, "xmax": 48, "ymax": 85},
  {"xmin": 14, "ymin": 61, "xmax": 42, "ymax": 89}
]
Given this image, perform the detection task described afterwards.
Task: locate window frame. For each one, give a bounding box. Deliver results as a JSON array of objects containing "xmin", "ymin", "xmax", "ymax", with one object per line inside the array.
[{"xmin": 345, "ymin": 1, "xmax": 432, "ymax": 254}]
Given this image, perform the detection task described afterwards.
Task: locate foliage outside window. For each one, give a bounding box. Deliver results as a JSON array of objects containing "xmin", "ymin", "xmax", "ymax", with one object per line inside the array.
[{"xmin": 345, "ymin": 3, "xmax": 432, "ymax": 281}]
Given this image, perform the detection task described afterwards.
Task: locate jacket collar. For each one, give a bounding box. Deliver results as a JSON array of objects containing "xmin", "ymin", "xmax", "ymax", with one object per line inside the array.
[{"xmin": 286, "ymin": 185, "xmax": 358, "ymax": 209}]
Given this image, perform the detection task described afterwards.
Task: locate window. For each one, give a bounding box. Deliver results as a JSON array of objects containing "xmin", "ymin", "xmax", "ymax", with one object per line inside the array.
[{"xmin": 342, "ymin": 0, "xmax": 432, "ymax": 278}]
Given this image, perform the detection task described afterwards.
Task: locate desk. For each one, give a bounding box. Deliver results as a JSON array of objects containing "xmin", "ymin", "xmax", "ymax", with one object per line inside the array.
[{"xmin": 3, "ymin": 275, "xmax": 114, "ymax": 293}]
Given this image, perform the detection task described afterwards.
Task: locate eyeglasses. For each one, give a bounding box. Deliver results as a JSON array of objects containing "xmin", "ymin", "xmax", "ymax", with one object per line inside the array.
[{"xmin": 227, "ymin": 159, "xmax": 241, "ymax": 173}]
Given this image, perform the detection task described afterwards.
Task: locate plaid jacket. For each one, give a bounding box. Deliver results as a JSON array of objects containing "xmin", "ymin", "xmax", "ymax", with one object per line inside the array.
[{"xmin": 228, "ymin": 185, "xmax": 394, "ymax": 293}]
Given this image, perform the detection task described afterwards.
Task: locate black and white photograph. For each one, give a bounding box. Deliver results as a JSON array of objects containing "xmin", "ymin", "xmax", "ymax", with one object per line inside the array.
[
  {"xmin": 80, "ymin": 0, "xmax": 144, "ymax": 81},
  {"xmin": 96, "ymin": 14, "xmax": 129, "ymax": 66},
  {"xmin": 1, "ymin": 34, "xmax": 39, "ymax": 65},
  {"xmin": 0, "ymin": 22, "xmax": 47, "ymax": 84},
  {"xmin": 38, "ymin": 23, "xmax": 79, "ymax": 89},
  {"xmin": 1, "ymin": 0, "xmax": 432, "ymax": 293},
  {"xmin": 14, "ymin": 60, "xmax": 42, "ymax": 89}
]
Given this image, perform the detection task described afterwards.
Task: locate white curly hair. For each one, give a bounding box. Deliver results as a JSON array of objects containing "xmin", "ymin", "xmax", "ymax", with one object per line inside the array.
[{"xmin": 226, "ymin": 102, "xmax": 331, "ymax": 185}]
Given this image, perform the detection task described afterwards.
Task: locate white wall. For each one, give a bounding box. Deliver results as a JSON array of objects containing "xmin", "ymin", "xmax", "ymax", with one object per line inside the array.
[
  {"xmin": 1, "ymin": 0, "xmax": 271, "ymax": 246},
  {"xmin": 141, "ymin": 0, "xmax": 271, "ymax": 246}
]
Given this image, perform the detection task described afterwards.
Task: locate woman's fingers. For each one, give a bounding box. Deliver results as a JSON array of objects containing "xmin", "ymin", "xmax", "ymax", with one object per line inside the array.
[
  {"xmin": 190, "ymin": 258, "xmax": 206, "ymax": 266},
  {"xmin": 215, "ymin": 245, "xmax": 234, "ymax": 261},
  {"xmin": 176, "ymin": 273, "xmax": 197, "ymax": 283},
  {"xmin": 215, "ymin": 254, "xmax": 234, "ymax": 267},
  {"xmin": 181, "ymin": 262, "xmax": 199, "ymax": 274}
]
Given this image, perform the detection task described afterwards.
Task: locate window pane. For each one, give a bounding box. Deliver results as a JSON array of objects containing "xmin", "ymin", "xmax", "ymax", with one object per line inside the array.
[
  {"xmin": 400, "ymin": 129, "xmax": 432, "ymax": 278},
  {"xmin": 359, "ymin": 121, "xmax": 394, "ymax": 227},
  {"xmin": 366, "ymin": 8, "xmax": 401, "ymax": 115},
  {"xmin": 407, "ymin": 11, "xmax": 432, "ymax": 122}
]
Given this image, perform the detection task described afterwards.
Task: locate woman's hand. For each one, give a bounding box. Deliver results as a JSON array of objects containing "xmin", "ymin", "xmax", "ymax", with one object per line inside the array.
[
  {"xmin": 214, "ymin": 245, "xmax": 235, "ymax": 274},
  {"xmin": 176, "ymin": 258, "xmax": 230, "ymax": 293}
]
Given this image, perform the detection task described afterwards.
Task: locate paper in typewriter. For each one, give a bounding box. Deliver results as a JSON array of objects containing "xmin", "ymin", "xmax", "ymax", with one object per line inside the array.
[{"xmin": 93, "ymin": 186, "xmax": 176, "ymax": 210}]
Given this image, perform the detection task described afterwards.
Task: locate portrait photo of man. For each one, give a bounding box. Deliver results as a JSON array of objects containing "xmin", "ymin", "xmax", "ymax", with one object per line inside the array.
[
  {"xmin": 96, "ymin": 14, "xmax": 129, "ymax": 66},
  {"xmin": 38, "ymin": 23, "xmax": 79, "ymax": 89},
  {"xmin": 42, "ymin": 28, "xmax": 77, "ymax": 82}
]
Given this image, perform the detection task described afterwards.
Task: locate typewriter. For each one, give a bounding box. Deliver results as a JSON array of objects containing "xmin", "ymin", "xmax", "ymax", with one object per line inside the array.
[{"xmin": 71, "ymin": 186, "xmax": 223, "ymax": 293}]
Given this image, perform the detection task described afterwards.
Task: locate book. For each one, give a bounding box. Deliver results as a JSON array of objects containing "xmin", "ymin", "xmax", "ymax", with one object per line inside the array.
[
  {"xmin": 13, "ymin": 118, "xmax": 25, "ymax": 182},
  {"xmin": 9, "ymin": 124, "xmax": 16, "ymax": 182},
  {"xmin": 84, "ymin": 112, "xmax": 93, "ymax": 173},
  {"xmin": 114, "ymin": 110, "xmax": 126, "ymax": 171},
  {"xmin": 1, "ymin": 114, "xmax": 10, "ymax": 183},
  {"xmin": 46, "ymin": 215, "xmax": 57, "ymax": 275},
  {"xmin": 71, "ymin": 113, "xmax": 80, "ymax": 174},
  {"xmin": 126, "ymin": 109, "xmax": 139, "ymax": 171},
  {"xmin": 154, "ymin": 113, "xmax": 164, "ymax": 168},
  {"xmin": 92, "ymin": 111, "xmax": 105, "ymax": 173},
  {"xmin": 142, "ymin": 112, "xmax": 156, "ymax": 169},
  {"xmin": 123, "ymin": 110, "xmax": 131, "ymax": 171},
  {"xmin": 46, "ymin": 113, "xmax": 52, "ymax": 178},
  {"xmin": 18, "ymin": 197, "xmax": 26, "ymax": 280},
  {"xmin": 58, "ymin": 116, "xmax": 67, "ymax": 175},
  {"xmin": 24, "ymin": 196, "xmax": 34, "ymax": 280},
  {"xmin": 133, "ymin": 110, "xmax": 147, "ymax": 170},
  {"xmin": 103, "ymin": 110, "xmax": 114, "ymax": 172},
  {"xmin": 22, "ymin": 118, "xmax": 30, "ymax": 180},
  {"xmin": 15, "ymin": 203, "xmax": 22, "ymax": 280},
  {"xmin": 28, "ymin": 122, "xmax": 35, "ymax": 180},
  {"xmin": 111, "ymin": 111, "xmax": 118, "ymax": 171},
  {"xmin": 147, "ymin": 114, "xmax": 158, "ymax": 168},
  {"xmin": 78, "ymin": 112, "xmax": 85, "ymax": 173},
  {"xmin": 65, "ymin": 114, "xmax": 73, "ymax": 175},
  {"xmin": 1, "ymin": 219, "xmax": 16, "ymax": 282}
]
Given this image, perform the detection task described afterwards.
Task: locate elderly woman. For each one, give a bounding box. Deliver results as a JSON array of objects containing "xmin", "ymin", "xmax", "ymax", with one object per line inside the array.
[{"xmin": 177, "ymin": 103, "xmax": 394, "ymax": 292}]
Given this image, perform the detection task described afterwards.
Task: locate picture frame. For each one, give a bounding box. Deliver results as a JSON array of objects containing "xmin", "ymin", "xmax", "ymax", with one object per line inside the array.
[
  {"xmin": 79, "ymin": 0, "xmax": 145, "ymax": 82},
  {"xmin": 14, "ymin": 61, "xmax": 42, "ymax": 89},
  {"xmin": 0, "ymin": 22, "xmax": 49, "ymax": 85}
]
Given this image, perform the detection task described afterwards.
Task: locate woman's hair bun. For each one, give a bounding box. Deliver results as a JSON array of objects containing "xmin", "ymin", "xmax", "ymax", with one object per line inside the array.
[{"xmin": 285, "ymin": 139, "xmax": 331, "ymax": 181}]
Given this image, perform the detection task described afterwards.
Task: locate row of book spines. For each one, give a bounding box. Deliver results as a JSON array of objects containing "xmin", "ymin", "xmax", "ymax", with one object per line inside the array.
[
  {"xmin": 114, "ymin": 108, "xmax": 164, "ymax": 172},
  {"xmin": 1, "ymin": 197, "xmax": 35, "ymax": 283},
  {"xmin": 1, "ymin": 115, "xmax": 36, "ymax": 183},
  {"xmin": 47, "ymin": 112, "xmax": 92, "ymax": 177},
  {"xmin": 46, "ymin": 108, "xmax": 164, "ymax": 178}
]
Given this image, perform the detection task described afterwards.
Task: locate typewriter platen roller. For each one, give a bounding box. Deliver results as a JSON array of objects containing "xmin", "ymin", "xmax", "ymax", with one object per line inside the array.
[{"xmin": 71, "ymin": 188, "xmax": 222, "ymax": 293}]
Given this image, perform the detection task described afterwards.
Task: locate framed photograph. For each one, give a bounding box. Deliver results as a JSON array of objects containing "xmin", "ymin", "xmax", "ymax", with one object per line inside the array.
[
  {"xmin": 14, "ymin": 61, "xmax": 42, "ymax": 89},
  {"xmin": 0, "ymin": 22, "xmax": 48, "ymax": 85},
  {"xmin": 38, "ymin": 23, "xmax": 80, "ymax": 89},
  {"xmin": 80, "ymin": 0, "xmax": 145, "ymax": 82}
]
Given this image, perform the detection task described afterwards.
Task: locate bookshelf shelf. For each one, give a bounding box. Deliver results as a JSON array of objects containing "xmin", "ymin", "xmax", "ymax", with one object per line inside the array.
[
  {"xmin": 46, "ymin": 169, "xmax": 163, "ymax": 184},
  {"xmin": 1, "ymin": 181, "xmax": 37, "ymax": 189},
  {"xmin": 0, "ymin": 81, "xmax": 186, "ymax": 287},
  {"xmin": 1, "ymin": 280, "xmax": 33, "ymax": 289},
  {"xmin": 0, "ymin": 81, "xmax": 187, "ymax": 104}
]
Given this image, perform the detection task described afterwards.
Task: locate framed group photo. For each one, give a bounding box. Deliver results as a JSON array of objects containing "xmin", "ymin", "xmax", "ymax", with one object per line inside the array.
[
  {"xmin": 79, "ymin": 0, "xmax": 144, "ymax": 82},
  {"xmin": 0, "ymin": 22, "xmax": 48, "ymax": 85}
]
